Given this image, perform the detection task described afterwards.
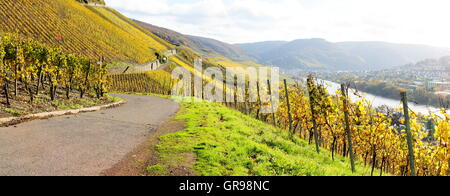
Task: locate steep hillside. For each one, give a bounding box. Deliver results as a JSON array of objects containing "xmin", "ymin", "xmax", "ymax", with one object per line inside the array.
[
  {"xmin": 132, "ymin": 20, "xmax": 281, "ymax": 84},
  {"xmin": 186, "ymin": 35, "xmax": 253, "ymax": 61},
  {"xmin": 237, "ymin": 39, "xmax": 450, "ymax": 70},
  {"xmin": 0, "ymin": 0, "xmax": 171, "ymax": 63},
  {"xmin": 150, "ymin": 98, "xmax": 376, "ymax": 176},
  {"xmin": 133, "ymin": 20, "xmax": 211, "ymax": 53},
  {"xmin": 133, "ymin": 20, "xmax": 253, "ymax": 62}
]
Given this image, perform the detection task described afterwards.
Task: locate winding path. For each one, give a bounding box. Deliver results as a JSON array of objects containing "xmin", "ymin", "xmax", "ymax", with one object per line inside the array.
[{"xmin": 0, "ymin": 94, "xmax": 179, "ymax": 176}]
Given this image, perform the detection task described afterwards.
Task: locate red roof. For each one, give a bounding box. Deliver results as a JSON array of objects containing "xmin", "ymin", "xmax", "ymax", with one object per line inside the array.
[{"xmin": 55, "ymin": 35, "xmax": 63, "ymax": 41}]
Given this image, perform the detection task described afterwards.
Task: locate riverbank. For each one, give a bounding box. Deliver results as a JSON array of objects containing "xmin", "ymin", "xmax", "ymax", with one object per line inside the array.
[{"xmin": 319, "ymin": 79, "xmax": 449, "ymax": 115}]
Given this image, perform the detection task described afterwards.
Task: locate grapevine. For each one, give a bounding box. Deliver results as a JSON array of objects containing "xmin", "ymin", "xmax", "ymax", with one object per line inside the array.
[{"xmin": 0, "ymin": 33, "xmax": 109, "ymax": 105}]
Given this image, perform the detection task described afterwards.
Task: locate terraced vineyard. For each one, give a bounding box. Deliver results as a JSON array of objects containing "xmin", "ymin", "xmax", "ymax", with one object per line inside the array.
[
  {"xmin": 0, "ymin": 33, "xmax": 111, "ymax": 117},
  {"xmin": 0, "ymin": 0, "xmax": 171, "ymax": 63},
  {"xmin": 85, "ymin": 6, "xmax": 170, "ymax": 51},
  {"xmin": 108, "ymin": 71, "xmax": 174, "ymax": 95},
  {"xmin": 96, "ymin": 7, "xmax": 173, "ymax": 50}
]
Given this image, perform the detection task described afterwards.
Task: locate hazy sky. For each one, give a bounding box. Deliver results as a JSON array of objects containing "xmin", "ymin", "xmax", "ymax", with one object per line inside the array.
[{"xmin": 105, "ymin": 0, "xmax": 450, "ymax": 47}]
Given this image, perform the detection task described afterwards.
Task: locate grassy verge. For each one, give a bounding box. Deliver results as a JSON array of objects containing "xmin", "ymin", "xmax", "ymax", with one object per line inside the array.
[{"xmin": 151, "ymin": 99, "xmax": 380, "ymax": 176}]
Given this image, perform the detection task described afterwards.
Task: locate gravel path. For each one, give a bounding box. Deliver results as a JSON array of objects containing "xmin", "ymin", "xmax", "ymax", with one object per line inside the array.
[{"xmin": 0, "ymin": 94, "xmax": 179, "ymax": 176}]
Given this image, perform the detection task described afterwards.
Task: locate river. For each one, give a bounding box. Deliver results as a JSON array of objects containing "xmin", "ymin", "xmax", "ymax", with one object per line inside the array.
[{"xmin": 319, "ymin": 79, "xmax": 449, "ymax": 115}]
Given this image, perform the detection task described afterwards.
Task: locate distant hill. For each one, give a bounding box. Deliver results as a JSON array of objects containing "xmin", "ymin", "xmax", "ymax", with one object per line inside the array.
[
  {"xmin": 238, "ymin": 39, "xmax": 366, "ymax": 70},
  {"xmin": 133, "ymin": 20, "xmax": 253, "ymax": 61},
  {"xmin": 337, "ymin": 42, "xmax": 450, "ymax": 69},
  {"xmin": 398, "ymin": 56, "xmax": 450, "ymax": 71},
  {"xmin": 0, "ymin": 0, "xmax": 171, "ymax": 63},
  {"xmin": 133, "ymin": 20, "xmax": 211, "ymax": 53},
  {"xmin": 186, "ymin": 35, "xmax": 253, "ymax": 61},
  {"xmin": 133, "ymin": 19, "xmax": 273, "ymax": 80},
  {"xmin": 236, "ymin": 41, "xmax": 287, "ymax": 59},
  {"xmin": 237, "ymin": 39, "xmax": 450, "ymax": 70}
]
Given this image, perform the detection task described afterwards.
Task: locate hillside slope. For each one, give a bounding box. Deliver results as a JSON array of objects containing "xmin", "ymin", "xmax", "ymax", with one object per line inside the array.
[
  {"xmin": 150, "ymin": 99, "xmax": 376, "ymax": 176},
  {"xmin": 395, "ymin": 55, "xmax": 450, "ymax": 73},
  {"xmin": 236, "ymin": 41, "xmax": 287, "ymax": 58},
  {"xmin": 186, "ymin": 35, "xmax": 253, "ymax": 61},
  {"xmin": 133, "ymin": 20, "xmax": 253, "ymax": 62},
  {"xmin": 264, "ymin": 39, "xmax": 366, "ymax": 70},
  {"xmin": 237, "ymin": 39, "xmax": 450, "ymax": 70},
  {"xmin": 0, "ymin": 0, "xmax": 171, "ymax": 63},
  {"xmin": 133, "ymin": 19, "xmax": 268, "ymax": 80}
]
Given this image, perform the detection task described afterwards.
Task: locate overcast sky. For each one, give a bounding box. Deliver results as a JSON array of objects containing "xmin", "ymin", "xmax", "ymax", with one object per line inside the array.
[{"xmin": 105, "ymin": 0, "xmax": 450, "ymax": 47}]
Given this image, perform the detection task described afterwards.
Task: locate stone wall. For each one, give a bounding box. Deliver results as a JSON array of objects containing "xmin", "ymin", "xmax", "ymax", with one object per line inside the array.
[
  {"xmin": 164, "ymin": 49, "xmax": 177, "ymax": 57},
  {"xmin": 76, "ymin": 0, "xmax": 106, "ymax": 6},
  {"xmin": 108, "ymin": 60, "xmax": 161, "ymax": 74},
  {"xmin": 108, "ymin": 49, "xmax": 177, "ymax": 74}
]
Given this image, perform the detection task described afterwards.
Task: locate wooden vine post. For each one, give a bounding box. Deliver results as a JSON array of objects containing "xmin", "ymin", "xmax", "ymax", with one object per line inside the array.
[
  {"xmin": 256, "ymin": 81, "xmax": 262, "ymax": 120},
  {"xmin": 267, "ymin": 80, "xmax": 277, "ymax": 127},
  {"xmin": 283, "ymin": 79, "xmax": 294, "ymax": 134},
  {"xmin": 3, "ymin": 80, "xmax": 10, "ymax": 106},
  {"xmin": 307, "ymin": 76, "xmax": 320, "ymax": 154},
  {"xmin": 222, "ymin": 79, "xmax": 226, "ymax": 106},
  {"xmin": 341, "ymin": 84, "xmax": 356, "ymax": 173},
  {"xmin": 401, "ymin": 92, "xmax": 416, "ymax": 176},
  {"xmin": 234, "ymin": 77, "xmax": 238, "ymax": 109},
  {"xmin": 191, "ymin": 74, "xmax": 195, "ymax": 98},
  {"xmin": 245, "ymin": 80, "xmax": 251, "ymax": 115},
  {"xmin": 201, "ymin": 79, "xmax": 205, "ymax": 100}
]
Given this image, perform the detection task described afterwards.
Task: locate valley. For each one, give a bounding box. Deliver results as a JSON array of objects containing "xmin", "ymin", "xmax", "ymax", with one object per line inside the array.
[
  {"xmin": 312, "ymin": 55, "xmax": 450, "ymax": 108},
  {"xmin": 0, "ymin": 0, "xmax": 448, "ymax": 177},
  {"xmin": 237, "ymin": 39, "xmax": 450, "ymax": 71}
]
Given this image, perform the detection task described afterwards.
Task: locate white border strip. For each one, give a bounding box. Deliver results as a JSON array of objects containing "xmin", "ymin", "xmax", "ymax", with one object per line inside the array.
[{"xmin": 0, "ymin": 100, "xmax": 126, "ymax": 125}]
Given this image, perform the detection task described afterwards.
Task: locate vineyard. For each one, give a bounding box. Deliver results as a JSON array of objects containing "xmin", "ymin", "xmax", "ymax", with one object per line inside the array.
[
  {"xmin": 277, "ymin": 79, "xmax": 450, "ymax": 176},
  {"xmin": 108, "ymin": 71, "xmax": 174, "ymax": 95},
  {"xmin": 0, "ymin": 33, "xmax": 109, "ymax": 116},
  {"xmin": 247, "ymin": 76, "xmax": 449, "ymax": 176},
  {"xmin": 109, "ymin": 65, "xmax": 449, "ymax": 176},
  {"xmin": 107, "ymin": 46, "xmax": 227, "ymax": 97},
  {"xmin": 213, "ymin": 75, "xmax": 449, "ymax": 176},
  {"xmin": 0, "ymin": 0, "xmax": 170, "ymax": 63}
]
